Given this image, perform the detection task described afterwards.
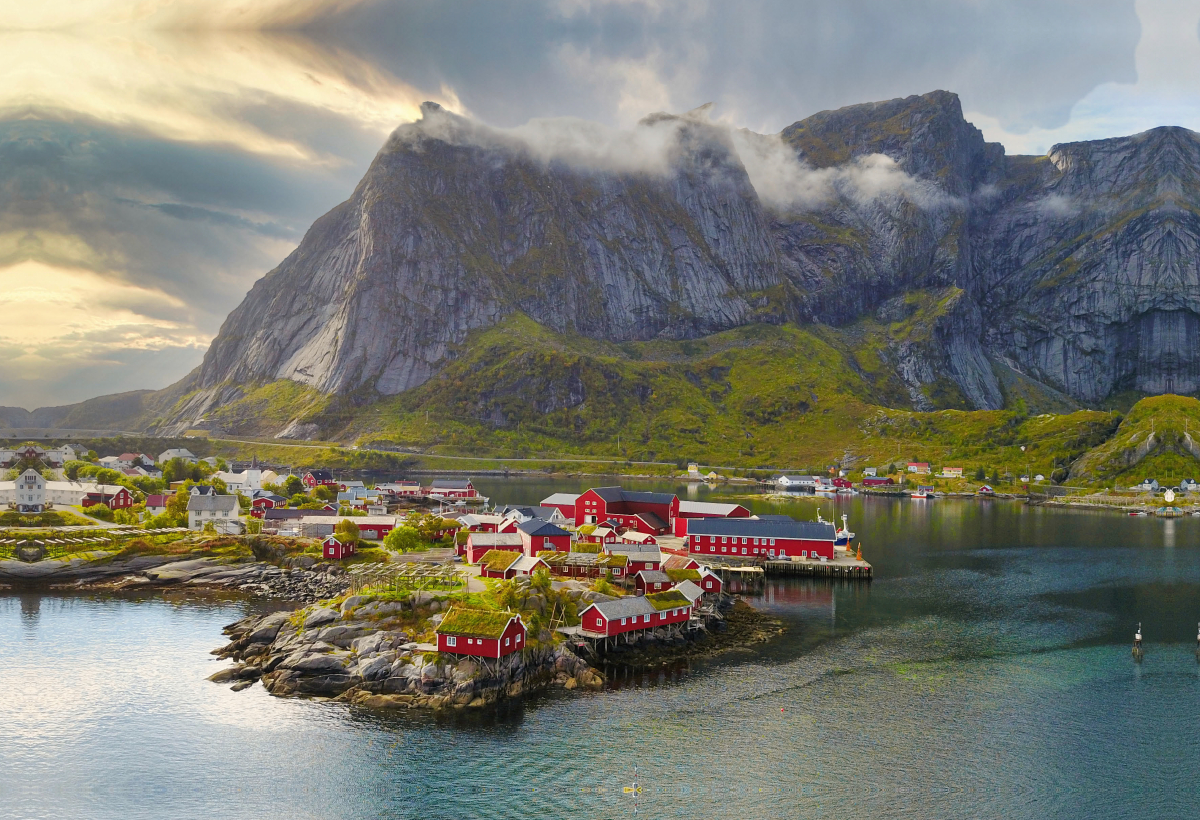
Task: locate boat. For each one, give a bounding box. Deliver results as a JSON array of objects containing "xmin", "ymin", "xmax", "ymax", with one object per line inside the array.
[
  {"xmin": 911, "ymin": 485, "xmax": 935, "ymax": 499},
  {"xmin": 1129, "ymin": 510, "xmax": 1148, "ymax": 516},
  {"xmin": 1133, "ymin": 622, "xmax": 1143, "ymax": 660},
  {"xmin": 835, "ymin": 513, "xmax": 855, "ymax": 546}
]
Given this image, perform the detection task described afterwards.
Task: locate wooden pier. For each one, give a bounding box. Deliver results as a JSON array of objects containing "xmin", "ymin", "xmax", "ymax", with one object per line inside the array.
[{"xmin": 762, "ymin": 558, "xmax": 872, "ymax": 579}]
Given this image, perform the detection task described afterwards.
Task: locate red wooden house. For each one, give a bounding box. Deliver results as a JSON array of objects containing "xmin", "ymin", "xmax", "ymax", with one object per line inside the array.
[
  {"xmin": 428, "ymin": 479, "xmax": 477, "ymax": 499},
  {"xmin": 466, "ymin": 533, "xmax": 524, "ymax": 564},
  {"xmin": 671, "ymin": 500, "xmax": 751, "ymax": 536},
  {"xmin": 82, "ymin": 486, "xmax": 134, "ymax": 509},
  {"xmin": 634, "ymin": 570, "xmax": 672, "ymax": 595},
  {"xmin": 579, "ymin": 590, "xmax": 692, "ymax": 638},
  {"xmin": 436, "ymin": 608, "xmax": 526, "ymax": 658},
  {"xmin": 539, "ymin": 492, "xmax": 580, "ymax": 520},
  {"xmin": 574, "ymin": 487, "xmax": 678, "ymax": 534},
  {"xmin": 322, "ymin": 535, "xmax": 357, "ymax": 560},
  {"xmin": 686, "ymin": 518, "xmax": 836, "ymax": 560},
  {"xmin": 303, "ymin": 470, "xmax": 336, "ymax": 489},
  {"xmin": 663, "ymin": 554, "xmax": 701, "ymax": 572},
  {"xmin": 699, "ymin": 570, "xmax": 723, "ymax": 595},
  {"xmin": 517, "ymin": 519, "xmax": 572, "ymax": 556},
  {"xmin": 620, "ymin": 530, "xmax": 657, "ymax": 546},
  {"xmin": 605, "ymin": 545, "xmax": 661, "ymax": 574},
  {"xmin": 478, "ymin": 549, "xmax": 522, "ymax": 579}
]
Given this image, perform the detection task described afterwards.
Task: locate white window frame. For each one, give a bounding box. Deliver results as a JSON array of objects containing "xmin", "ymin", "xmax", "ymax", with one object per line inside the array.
[{"xmin": 446, "ymin": 636, "xmax": 456, "ymax": 647}]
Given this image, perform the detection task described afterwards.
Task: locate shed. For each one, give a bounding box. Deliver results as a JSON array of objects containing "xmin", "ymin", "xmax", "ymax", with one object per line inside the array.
[
  {"xmin": 436, "ymin": 608, "xmax": 525, "ymax": 658},
  {"xmin": 322, "ymin": 535, "xmax": 356, "ymax": 560}
]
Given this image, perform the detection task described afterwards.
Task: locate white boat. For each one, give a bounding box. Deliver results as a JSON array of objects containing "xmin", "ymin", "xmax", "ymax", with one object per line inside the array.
[{"xmin": 835, "ymin": 513, "xmax": 855, "ymax": 546}]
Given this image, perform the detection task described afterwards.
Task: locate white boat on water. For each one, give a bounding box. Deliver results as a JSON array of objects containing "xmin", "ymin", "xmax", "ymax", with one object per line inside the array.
[{"xmin": 911, "ymin": 485, "xmax": 935, "ymax": 499}]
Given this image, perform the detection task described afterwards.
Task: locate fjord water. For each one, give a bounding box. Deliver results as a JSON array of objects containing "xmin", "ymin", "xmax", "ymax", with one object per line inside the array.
[{"xmin": 4, "ymin": 486, "xmax": 1200, "ymax": 819}]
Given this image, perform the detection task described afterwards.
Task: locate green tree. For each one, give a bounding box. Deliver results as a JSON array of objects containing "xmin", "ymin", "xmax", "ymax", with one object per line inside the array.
[
  {"xmin": 974, "ymin": 466, "xmax": 987, "ymax": 481},
  {"xmin": 383, "ymin": 525, "xmax": 421, "ymax": 553},
  {"xmin": 282, "ymin": 475, "xmax": 305, "ymax": 496},
  {"xmin": 313, "ymin": 484, "xmax": 337, "ymax": 502},
  {"xmin": 334, "ymin": 518, "xmax": 360, "ymax": 542},
  {"xmin": 84, "ymin": 504, "xmax": 115, "ymax": 522},
  {"xmin": 531, "ymin": 567, "xmax": 552, "ymax": 594}
]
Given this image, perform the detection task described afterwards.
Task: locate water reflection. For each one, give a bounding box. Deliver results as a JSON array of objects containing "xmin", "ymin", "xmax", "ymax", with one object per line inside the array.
[{"xmin": 5, "ymin": 498, "xmax": 1200, "ymax": 819}]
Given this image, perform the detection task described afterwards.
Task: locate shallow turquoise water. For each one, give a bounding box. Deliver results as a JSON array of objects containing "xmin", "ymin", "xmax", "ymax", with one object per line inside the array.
[{"xmin": 3, "ymin": 491, "xmax": 1199, "ymax": 819}]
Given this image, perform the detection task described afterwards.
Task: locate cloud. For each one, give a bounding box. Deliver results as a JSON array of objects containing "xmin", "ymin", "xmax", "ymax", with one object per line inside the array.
[{"xmin": 1034, "ymin": 194, "xmax": 1080, "ymax": 219}]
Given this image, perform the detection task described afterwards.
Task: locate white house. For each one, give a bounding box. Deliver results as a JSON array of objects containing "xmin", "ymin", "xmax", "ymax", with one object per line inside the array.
[
  {"xmin": 158, "ymin": 448, "xmax": 197, "ymax": 464},
  {"xmin": 862, "ymin": 467, "xmax": 878, "ymax": 477},
  {"xmin": 214, "ymin": 469, "xmax": 263, "ymax": 493},
  {"xmin": 775, "ymin": 475, "xmax": 817, "ymax": 489},
  {"xmin": 97, "ymin": 456, "xmax": 122, "ymax": 469},
  {"xmin": 1132, "ymin": 478, "xmax": 1160, "ymax": 492},
  {"xmin": 186, "ymin": 494, "xmax": 240, "ymax": 531},
  {"xmin": 0, "ymin": 469, "xmax": 131, "ymax": 513}
]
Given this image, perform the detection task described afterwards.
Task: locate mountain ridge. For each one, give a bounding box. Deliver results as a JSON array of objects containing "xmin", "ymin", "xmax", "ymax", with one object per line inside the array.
[{"xmin": 13, "ymin": 90, "xmax": 1200, "ymax": 450}]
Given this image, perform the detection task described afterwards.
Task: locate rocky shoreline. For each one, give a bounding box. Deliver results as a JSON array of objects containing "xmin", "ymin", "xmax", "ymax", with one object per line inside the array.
[
  {"xmin": 0, "ymin": 553, "xmax": 350, "ymax": 603},
  {"xmin": 211, "ymin": 595, "xmax": 604, "ymax": 709}
]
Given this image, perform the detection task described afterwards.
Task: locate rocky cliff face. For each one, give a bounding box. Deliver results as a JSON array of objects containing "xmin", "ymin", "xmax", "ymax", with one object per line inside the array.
[{"xmin": 157, "ymin": 92, "xmax": 1200, "ymax": 435}]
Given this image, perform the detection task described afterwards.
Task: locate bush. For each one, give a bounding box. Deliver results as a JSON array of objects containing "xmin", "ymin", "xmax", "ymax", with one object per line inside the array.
[{"xmin": 83, "ymin": 504, "xmax": 115, "ymax": 522}]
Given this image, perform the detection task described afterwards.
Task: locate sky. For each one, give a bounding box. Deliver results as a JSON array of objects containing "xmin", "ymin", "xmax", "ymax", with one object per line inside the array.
[{"xmin": 3, "ymin": 0, "xmax": 1199, "ymax": 409}]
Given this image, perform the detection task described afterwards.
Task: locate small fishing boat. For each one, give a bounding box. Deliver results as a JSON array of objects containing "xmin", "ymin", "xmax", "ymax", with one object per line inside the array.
[
  {"xmin": 911, "ymin": 485, "xmax": 935, "ymax": 499},
  {"xmin": 1133, "ymin": 622, "xmax": 1143, "ymax": 660},
  {"xmin": 835, "ymin": 513, "xmax": 855, "ymax": 546},
  {"xmin": 1129, "ymin": 510, "xmax": 1148, "ymax": 516}
]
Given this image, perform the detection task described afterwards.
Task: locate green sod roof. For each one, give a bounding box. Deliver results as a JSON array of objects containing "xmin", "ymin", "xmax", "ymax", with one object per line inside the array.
[
  {"xmin": 571, "ymin": 542, "xmax": 602, "ymax": 554},
  {"xmin": 479, "ymin": 549, "xmax": 521, "ymax": 572},
  {"xmin": 644, "ymin": 590, "xmax": 691, "ymax": 611},
  {"xmin": 436, "ymin": 607, "xmax": 517, "ymax": 639},
  {"xmin": 665, "ymin": 568, "xmax": 701, "ymax": 583}
]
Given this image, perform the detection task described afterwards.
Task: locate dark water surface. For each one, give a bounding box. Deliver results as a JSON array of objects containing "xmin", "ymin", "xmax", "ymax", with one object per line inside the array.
[{"xmin": 4, "ymin": 481, "xmax": 1200, "ymax": 819}]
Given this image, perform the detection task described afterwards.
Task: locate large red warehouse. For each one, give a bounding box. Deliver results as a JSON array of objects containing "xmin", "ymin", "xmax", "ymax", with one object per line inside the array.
[
  {"xmin": 685, "ymin": 517, "xmax": 837, "ymax": 560},
  {"xmin": 574, "ymin": 487, "xmax": 678, "ymax": 534}
]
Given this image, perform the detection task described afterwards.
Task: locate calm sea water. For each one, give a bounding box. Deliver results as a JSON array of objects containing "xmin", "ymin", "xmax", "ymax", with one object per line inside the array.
[{"xmin": 4, "ymin": 480, "xmax": 1200, "ymax": 819}]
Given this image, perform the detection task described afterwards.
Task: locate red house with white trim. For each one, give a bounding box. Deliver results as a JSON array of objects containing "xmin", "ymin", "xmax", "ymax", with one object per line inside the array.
[
  {"xmin": 539, "ymin": 492, "xmax": 580, "ymax": 520},
  {"xmin": 303, "ymin": 470, "xmax": 336, "ymax": 488},
  {"xmin": 82, "ymin": 486, "xmax": 134, "ymax": 509},
  {"xmin": 322, "ymin": 535, "xmax": 356, "ymax": 560},
  {"xmin": 686, "ymin": 518, "xmax": 837, "ymax": 560},
  {"xmin": 574, "ymin": 487, "xmax": 678, "ymax": 534},
  {"xmin": 634, "ymin": 570, "xmax": 672, "ymax": 595},
  {"xmin": 699, "ymin": 570, "xmax": 723, "ymax": 595},
  {"xmin": 466, "ymin": 533, "xmax": 524, "ymax": 564},
  {"xmin": 517, "ymin": 519, "xmax": 572, "ymax": 556},
  {"xmin": 436, "ymin": 608, "xmax": 526, "ymax": 658},
  {"xmin": 428, "ymin": 479, "xmax": 477, "ymax": 499},
  {"xmin": 605, "ymin": 546, "xmax": 661, "ymax": 574},
  {"xmin": 579, "ymin": 590, "xmax": 692, "ymax": 638}
]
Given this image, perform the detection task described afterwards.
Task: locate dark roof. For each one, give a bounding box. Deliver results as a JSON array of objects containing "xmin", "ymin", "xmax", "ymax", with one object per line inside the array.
[
  {"xmin": 516, "ymin": 518, "xmax": 571, "ymax": 537},
  {"xmin": 589, "ymin": 486, "xmax": 626, "ymax": 502},
  {"xmin": 634, "ymin": 511, "xmax": 669, "ymax": 530},
  {"xmin": 621, "ymin": 490, "xmax": 675, "ymax": 505},
  {"xmin": 191, "ymin": 485, "xmax": 214, "ymax": 495},
  {"xmin": 636, "ymin": 570, "xmax": 671, "ymax": 584},
  {"xmin": 432, "ymin": 479, "xmax": 473, "ymax": 489},
  {"xmin": 307, "ymin": 470, "xmax": 333, "ymax": 481},
  {"xmin": 686, "ymin": 517, "xmax": 836, "ymax": 541}
]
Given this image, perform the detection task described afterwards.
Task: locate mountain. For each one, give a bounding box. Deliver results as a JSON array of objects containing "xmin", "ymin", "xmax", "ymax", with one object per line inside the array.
[{"xmin": 17, "ymin": 90, "xmax": 1200, "ymax": 453}]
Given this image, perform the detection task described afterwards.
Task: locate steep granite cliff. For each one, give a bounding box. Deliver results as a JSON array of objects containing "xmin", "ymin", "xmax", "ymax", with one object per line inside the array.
[{"xmin": 26, "ymin": 91, "xmax": 1200, "ymax": 440}]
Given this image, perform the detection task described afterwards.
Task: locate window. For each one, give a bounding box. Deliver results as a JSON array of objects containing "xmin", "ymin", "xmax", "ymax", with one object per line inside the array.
[
  {"xmin": 709, "ymin": 536, "xmax": 715, "ymax": 543},
  {"xmin": 446, "ymin": 636, "xmax": 456, "ymax": 647},
  {"xmin": 770, "ymin": 539, "xmax": 776, "ymax": 546},
  {"xmin": 620, "ymin": 618, "xmax": 626, "ymax": 625},
  {"xmin": 801, "ymin": 551, "xmax": 807, "ymax": 558},
  {"xmin": 467, "ymin": 638, "xmax": 474, "ymax": 645},
  {"xmin": 721, "ymin": 537, "xmax": 727, "ymax": 544},
  {"xmin": 721, "ymin": 547, "xmax": 727, "ymax": 553},
  {"xmin": 505, "ymin": 638, "xmax": 510, "ymax": 646},
  {"xmin": 516, "ymin": 634, "xmax": 522, "ymax": 644},
  {"xmin": 644, "ymin": 615, "xmax": 650, "ymax": 623}
]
